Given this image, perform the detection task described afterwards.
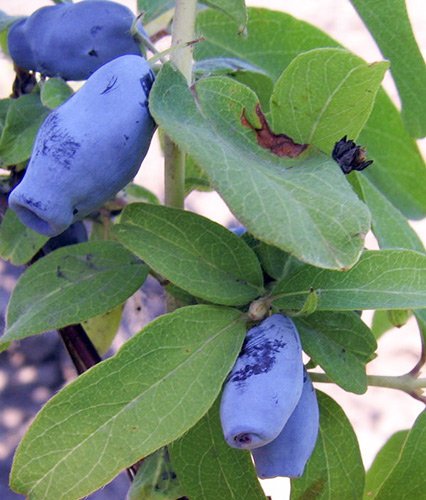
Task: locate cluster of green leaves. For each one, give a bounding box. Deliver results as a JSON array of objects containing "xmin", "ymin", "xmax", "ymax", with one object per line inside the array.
[{"xmin": 0, "ymin": 1, "xmax": 426, "ymax": 499}]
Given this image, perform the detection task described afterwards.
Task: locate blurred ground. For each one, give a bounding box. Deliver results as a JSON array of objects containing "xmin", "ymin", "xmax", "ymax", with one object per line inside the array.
[{"xmin": 0, "ymin": 1, "xmax": 425, "ymax": 499}]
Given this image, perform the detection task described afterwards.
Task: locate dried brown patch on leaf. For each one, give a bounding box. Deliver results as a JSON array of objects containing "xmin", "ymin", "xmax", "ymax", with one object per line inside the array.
[{"xmin": 241, "ymin": 103, "xmax": 307, "ymax": 158}]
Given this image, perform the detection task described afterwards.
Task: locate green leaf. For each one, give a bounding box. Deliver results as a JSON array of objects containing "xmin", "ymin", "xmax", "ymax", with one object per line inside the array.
[
  {"xmin": 271, "ymin": 249, "xmax": 426, "ymax": 311},
  {"xmin": 294, "ymin": 312, "xmax": 377, "ymax": 394},
  {"xmin": 0, "ymin": 10, "xmax": 23, "ymax": 32},
  {"xmin": 128, "ymin": 448, "xmax": 185, "ymax": 500},
  {"xmin": 356, "ymin": 173, "xmax": 425, "ymax": 252},
  {"xmin": 196, "ymin": 7, "xmax": 426, "ymax": 220},
  {"xmin": 137, "ymin": 0, "xmax": 174, "ymax": 23},
  {"xmin": 256, "ymin": 242, "xmax": 304, "ymax": 281},
  {"xmin": 123, "ymin": 183, "xmax": 161, "ymax": 205},
  {"xmin": 40, "ymin": 78, "xmax": 73, "ymax": 109},
  {"xmin": 10, "ymin": 305, "xmax": 246, "ymax": 500},
  {"xmin": 81, "ymin": 303, "xmax": 124, "ymax": 356},
  {"xmin": 290, "ymin": 391, "xmax": 365, "ymax": 500},
  {"xmin": 360, "ymin": 89, "xmax": 426, "ymax": 220},
  {"xmin": 0, "ymin": 208, "xmax": 48, "ymax": 265},
  {"xmin": 2, "ymin": 241, "xmax": 148, "ymax": 344},
  {"xmin": 373, "ymin": 410, "xmax": 426, "ymax": 500},
  {"xmin": 364, "ymin": 430, "xmax": 409, "ymax": 499},
  {"xmin": 414, "ymin": 310, "xmax": 426, "ymax": 356},
  {"xmin": 185, "ymin": 154, "xmax": 213, "ymax": 194},
  {"xmin": 371, "ymin": 310, "xmax": 394, "ymax": 340},
  {"xmin": 290, "ymin": 287, "xmax": 318, "ymax": 317},
  {"xmin": 169, "ymin": 397, "xmax": 267, "ymax": 500},
  {"xmin": 0, "ymin": 94, "xmax": 49, "ymax": 167},
  {"xmin": 113, "ymin": 203, "xmax": 264, "ymax": 306},
  {"xmin": 195, "ymin": 8, "xmax": 341, "ymax": 81},
  {"xmin": 270, "ymin": 48, "xmax": 388, "ymax": 154},
  {"xmin": 193, "ymin": 57, "xmax": 273, "ymax": 111},
  {"xmin": 350, "ymin": 0, "xmax": 426, "ymax": 138},
  {"xmin": 0, "ymin": 341, "xmax": 10, "ymax": 353},
  {"xmin": 202, "ymin": 0, "xmax": 247, "ymax": 32},
  {"xmin": 150, "ymin": 63, "xmax": 371, "ymax": 270}
]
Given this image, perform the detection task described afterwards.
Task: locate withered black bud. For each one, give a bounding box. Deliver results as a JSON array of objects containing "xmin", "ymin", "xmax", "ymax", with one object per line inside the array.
[{"xmin": 332, "ymin": 135, "xmax": 373, "ymax": 174}]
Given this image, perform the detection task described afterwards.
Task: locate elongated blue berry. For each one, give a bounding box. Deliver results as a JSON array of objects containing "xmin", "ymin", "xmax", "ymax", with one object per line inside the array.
[
  {"xmin": 252, "ymin": 369, "xmax": 319, "ymax": 478},
  {"xmin": 8, "ymin": 1, "xmax": 143, "ymax": 81},
  {"xmin": 9, "ymin": 55, "xmax": 155, "ymax": 236},
  {"xmin": 220, "ymin": 314, "xmax": 304, "ymax": 449}
]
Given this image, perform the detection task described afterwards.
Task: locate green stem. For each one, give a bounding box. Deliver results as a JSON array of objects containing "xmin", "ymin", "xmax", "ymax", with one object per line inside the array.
[
  {"xmin": 164, "ymin": 134, "xmax": 185, "ymax": 209},
  {"xmin": 163, "ymin": 0, "xmax": 197, "ymax": 210},
  {"xmin": 163, "ymin": 0, "xmax": 197, "ymax": 314},
  {"xmin": 170, "ymin": 0, "xmax": 197, "ymax": 85},
  {"xmin": 310, "ymin": 372, "xmax": 426, "ymax": 393}
]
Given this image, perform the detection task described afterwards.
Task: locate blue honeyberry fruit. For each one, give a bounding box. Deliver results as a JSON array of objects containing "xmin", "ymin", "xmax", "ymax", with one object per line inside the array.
[
  {"xmin": 251, "ymin": 369, "xmax": 319, "ymax": 478},
  {"xmin": 9, "ymin": 54, "xmax": 156, "ymax": 237},
  {"xmin": 43, "ymin": 221, "xmax": 88, "ymax": 254},
  {"xmin": 7, "ymin": 0, "xmax": 143, "ymax": 81},
  {"xmin": 220, "ymin": 314, "xmax": 304, "ymax": 450},
  {"xmin": 229, "ymin": 226, "xmax": 246, "ymax": 236}
]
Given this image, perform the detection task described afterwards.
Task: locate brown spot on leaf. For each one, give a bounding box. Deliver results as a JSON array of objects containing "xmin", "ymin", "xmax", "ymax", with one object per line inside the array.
[
  {"xmin": 241, "ymin": 104, "xmax": 307, "ymax": 158},
  {"xmin": 296, "ymin": 477, "xmax": 326, "ymax": 500}
]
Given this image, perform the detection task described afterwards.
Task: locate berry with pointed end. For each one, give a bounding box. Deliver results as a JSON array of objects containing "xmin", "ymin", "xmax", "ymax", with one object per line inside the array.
[
  {"xmin": 220, "ymin": 314, "xmax": 304, "ymax": 450},
  {"xmin": 7, "ymin": 1, "xmax": 143, "ymax": 81},
  {"xmin": 252, "ymin": 369, "xmax": 319, "ymax": 478},
  {"xmin": 9, "ymin": 55, "xmax": 155, "ymax": 237}
]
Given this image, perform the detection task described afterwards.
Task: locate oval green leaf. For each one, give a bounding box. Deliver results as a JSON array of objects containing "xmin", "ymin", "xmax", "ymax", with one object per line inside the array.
[
  {"xmin": 271, "ymin": 249, "xmax": 426, "ymax": 311},
  {"xmin": 2, "ymin": 241, "xmax": 148, "ymax": 344},
  {"xmin": 195, "ymin": 8, "xmax": 341, "ymax": 81},
  {"xmin": 169, "ymin": 397, "xmax": 267, "ymax": 500},
  {"xmin": 0, "ymin": 94, "xmax": 49, "ymax": 167},
  {"xmin": 295, "ymin": 311, "xmax": 377, "ymax": 394},
  {"xmin": 196, "ymin": 7, "xmax": 426, "ymax": 220},
  {"xmin": 373, "ymin": 410, "xmax": 426, "ymax": 500},
  {"xmin": 113, "ymin": 203, "xmax": 264, "ymax": 306},
  {"xmin": 40, "ymin": 78, "xmax": 74, "ymax": 109},
  {"xmin": 355, "ymin": 173, "xmax": 425, "ymax": 253},
  {"xmin": 360, "ymin": 89, "xmax": 426, "ymax": 220},
  {"xmin": 270, "ymin": 48, "xmax": 388, "ymax": 154},
  {"xmin": 350, "ymin": 0, "xmax": 426, "ymax": 138},
  {"xmin": 10, "ymin": 305, "xmax": 246, "ymax": 500},
  {"xmin": 150, "ymin": 64, "xmax": 371, "ymax": 270},
  {"xmin": 0, "ymin": 208, "xmax": 48, "ymax": 265},
  {"xmin": 364, "ymin": 430, "xmax": 409, "ymax": 499},
  {"xmin": 290, "ymin": 391, "xmax": 365, "ymax": 500}
]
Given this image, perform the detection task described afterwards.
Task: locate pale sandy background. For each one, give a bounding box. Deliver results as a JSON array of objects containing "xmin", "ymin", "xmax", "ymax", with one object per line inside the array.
[{"xmin": 0, "ymin": 1, "xmax": 425, "ymax": 499}]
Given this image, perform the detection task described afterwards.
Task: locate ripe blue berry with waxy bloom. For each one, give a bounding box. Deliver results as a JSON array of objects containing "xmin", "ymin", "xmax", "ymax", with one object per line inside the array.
[
  {"xmin": 252, "ymin": 369, "xmax": 319, "ymax": 478},
  {"xmin": 220, "ymin": 314, "xmax": 304, "ymax": 450},
  {"xmin": 9, "ymin": 54, "xmax": 156, "ymax": 237},
  {"xmin": 7, "ymin": 0, "xmax": 144, "ymax": 81}
]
